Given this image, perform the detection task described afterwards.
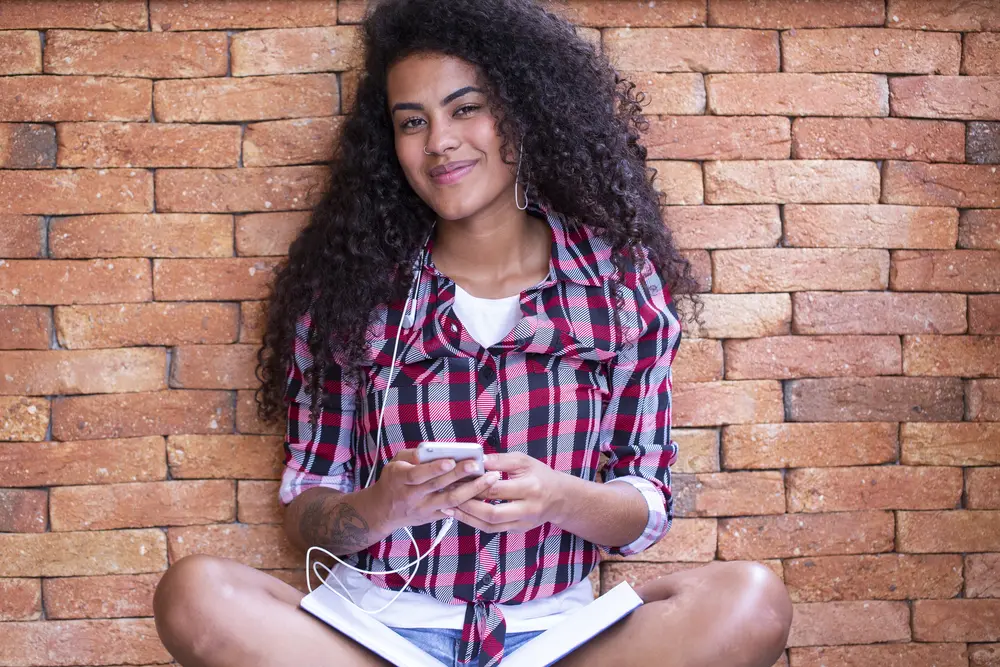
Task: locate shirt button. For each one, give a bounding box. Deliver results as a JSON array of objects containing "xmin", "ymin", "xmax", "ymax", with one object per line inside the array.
[
  {"xmin": 479, "ymin": 366, "xmax": 495, "ymax": 385},
  {"xmin": 450, "ymin": 323, "xmax": 459, "ymax": 334},
  {"xmin": 482, "ymin": 573, "xmax": 493, "ymax": 587}
]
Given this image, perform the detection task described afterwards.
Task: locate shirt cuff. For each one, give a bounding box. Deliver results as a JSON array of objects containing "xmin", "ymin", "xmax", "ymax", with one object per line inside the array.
[
  {"xmin": 278, "ymin": 465, "xmax": 356, "ymax": 506},
  {"xmin": 600, "ymin": 476, "xmax": 669, "ymax": 557}
]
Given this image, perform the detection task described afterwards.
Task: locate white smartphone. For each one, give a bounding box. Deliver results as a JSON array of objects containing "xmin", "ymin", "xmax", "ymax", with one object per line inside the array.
[{"xmin": 416, "ymin": 441, "xmax": 485, "ymax": 476}]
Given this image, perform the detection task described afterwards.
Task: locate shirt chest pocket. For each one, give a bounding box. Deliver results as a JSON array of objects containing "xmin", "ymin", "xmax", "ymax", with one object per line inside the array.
[
  {"xmin": 359, "ymin": 356, "xmax": 481, "ymax": 464},
  {"xmin": 525, "ymin": 354, "xmax": 609, "ymax": 402}
]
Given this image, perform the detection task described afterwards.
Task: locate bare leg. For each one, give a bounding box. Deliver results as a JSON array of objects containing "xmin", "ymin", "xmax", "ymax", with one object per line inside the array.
[
  {"xmin": 556, "ymin": 561, "xmax": 794, "ymax": 667},
  {"xmin": 153, "ymin": 554, "xmax": 391, "ymax": 667}
]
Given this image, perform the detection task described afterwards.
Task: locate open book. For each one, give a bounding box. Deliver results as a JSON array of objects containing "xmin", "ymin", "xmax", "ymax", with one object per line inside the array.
[{"xmin": 300, "ymin": 578, "xmax": 644, "ymax": 667}]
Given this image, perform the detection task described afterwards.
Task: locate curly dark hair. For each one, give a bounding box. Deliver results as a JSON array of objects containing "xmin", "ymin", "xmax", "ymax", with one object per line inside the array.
[{"xmin": 254, "ymin": 0, "xmax": 701, "ymax": 429}]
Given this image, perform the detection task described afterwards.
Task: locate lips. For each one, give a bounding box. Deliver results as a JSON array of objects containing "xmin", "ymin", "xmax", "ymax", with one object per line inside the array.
[{"xmin": 429, "ymin": 159, "xmax": 478, "ymax": 177}]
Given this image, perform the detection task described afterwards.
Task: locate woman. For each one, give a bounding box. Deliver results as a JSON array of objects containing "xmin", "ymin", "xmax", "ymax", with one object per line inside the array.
[{"xmin": 152, "ymin": 1, "xmax": 793, "ymax": 666}]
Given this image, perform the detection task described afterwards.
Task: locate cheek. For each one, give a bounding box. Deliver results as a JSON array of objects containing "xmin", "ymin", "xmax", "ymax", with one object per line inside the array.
[{"xmin": 395, "ymin": 139, "xmax": 428, "ymax": 190}]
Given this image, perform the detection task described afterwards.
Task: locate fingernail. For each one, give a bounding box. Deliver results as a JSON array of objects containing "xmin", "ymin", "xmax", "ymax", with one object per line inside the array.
[
  {"xmin": 442, "ymin": 509, "xmax": 454, "ymax": 516},
  {"xmin": 442, "ymin": 460, "xmax": 455, "ymax": 471},
  {"xmin": 487, "ymin": 472, "xmax": 501, "ymax": 482},
  {"xmin": 465, "ymin": 461, "xmax": 479, "ymax": 473}
]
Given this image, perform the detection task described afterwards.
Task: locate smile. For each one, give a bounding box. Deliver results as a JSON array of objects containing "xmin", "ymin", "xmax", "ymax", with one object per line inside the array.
[{"xmin": 429, "ymin": 160, "xmax": 478, "ymax": 185}]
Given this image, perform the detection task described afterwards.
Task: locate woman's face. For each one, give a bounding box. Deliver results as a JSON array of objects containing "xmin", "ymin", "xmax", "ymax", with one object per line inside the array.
[{"xmin": 386, "ymin": 52, "xmax": 516, "ymax": 221}]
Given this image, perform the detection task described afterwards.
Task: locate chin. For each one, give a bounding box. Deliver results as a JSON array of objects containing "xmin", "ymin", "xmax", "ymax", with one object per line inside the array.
[{"xmin": 426, "ymin": 192, "xmax": 487, "ymax": 221}]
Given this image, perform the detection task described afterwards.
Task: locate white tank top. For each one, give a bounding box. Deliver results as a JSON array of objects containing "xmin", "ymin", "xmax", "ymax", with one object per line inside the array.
[{"xmin": 452, "ymin": 283, "xmax": 523, "ymax": 348}]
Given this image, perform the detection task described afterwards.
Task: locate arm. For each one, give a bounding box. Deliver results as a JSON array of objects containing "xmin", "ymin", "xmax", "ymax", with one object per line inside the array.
[
  {"xmin": 283, "ymin": 485, "xmax": 394, "ymax": 555},
  {"xmin": 549, "ymin": 474, "xmax": 650, "ymax": 549}
]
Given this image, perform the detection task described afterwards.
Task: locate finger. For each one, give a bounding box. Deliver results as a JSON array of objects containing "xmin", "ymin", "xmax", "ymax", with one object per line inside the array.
[
  {"xmin": 483, "ymin": 452, "xmax": 533, "ymax": 472},
  {"xmin": 435, "ymin": 471, "xmax": 501, "ymax": 509},
  {"xmin": 455, "ymin": 499, "xmax": 531, "ymax": 525},
  {"xmin": 449, "ymin": 506, "xmax": 527, "ymax": 534},
  {"xmin": 473, "ymin": 479, "xmax": 528, "ymax": 501},
  {"xmin": 416, "ymin": 459, "xmax": 486, "ymax": 494},
  {"xmin": 402, "ymin": 458, "xmax": 457, "ymax": 485}
]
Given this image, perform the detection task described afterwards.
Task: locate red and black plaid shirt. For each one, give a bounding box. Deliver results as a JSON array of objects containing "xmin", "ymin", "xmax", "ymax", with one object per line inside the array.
[{"xmin": 280, "ymin": 203, "xmax": 682, "ymax": 666}]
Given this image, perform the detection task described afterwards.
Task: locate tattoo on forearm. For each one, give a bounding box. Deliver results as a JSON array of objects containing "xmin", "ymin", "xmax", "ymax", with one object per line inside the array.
[{"xmin": 299, "ymin": 496, "xmax": 371, "ymax": 554}]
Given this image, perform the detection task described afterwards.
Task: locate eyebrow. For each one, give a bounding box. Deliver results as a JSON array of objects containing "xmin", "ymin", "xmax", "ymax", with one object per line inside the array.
[{"xmin": 390, "ymin": 86, "xmax": 484, "ymax": 114}]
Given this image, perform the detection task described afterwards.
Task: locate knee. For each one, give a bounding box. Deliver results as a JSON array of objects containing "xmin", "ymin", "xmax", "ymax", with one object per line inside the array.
[
  {"xmin": 153, "ymin": 555, "xmax": 230, "ymax": 656},
  {"xmin": 724, "ymin": 562, "xmax": 794, "ymax": 652}
]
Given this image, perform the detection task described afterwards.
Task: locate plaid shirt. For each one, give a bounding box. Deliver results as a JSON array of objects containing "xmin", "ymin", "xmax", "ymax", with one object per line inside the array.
[{"xmin": 280, "ymin": 203, "xmax": 682, "ymax": 666}]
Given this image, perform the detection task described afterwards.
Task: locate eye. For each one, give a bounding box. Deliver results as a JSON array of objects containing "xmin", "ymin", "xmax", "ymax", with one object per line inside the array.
[
  {"xmin": 400, "ymin": 116, "xmax": 425, "ymax": 131},
  {"xmin": 455, "ymin": 104, "xmax": 481, "ymax": 116}
]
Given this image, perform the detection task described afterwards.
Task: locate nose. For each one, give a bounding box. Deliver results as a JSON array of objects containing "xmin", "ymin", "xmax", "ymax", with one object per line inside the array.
[{"xmin": 424, "ymin": 116, "xmax": 460, "ymax": 155}]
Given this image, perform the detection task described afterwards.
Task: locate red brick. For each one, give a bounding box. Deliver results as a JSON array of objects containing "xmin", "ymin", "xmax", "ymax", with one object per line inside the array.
[
  {"xmin": 0, "ymin": 578, "xmax": 41, "ymax": 621},
  {"xmin": 787, "ymin": 466, "xmax": 961, "ymax": 512},
  {"xmin": 153, "ymin": 257, "xmax": 283, "ymax": 301},
  {"xmin": 0, "ymin": 488, "xmax": 47, "ymax": 532},
  {"xmin": 650, "ymin": 160, "xmax": 703, "ymax": 205},
  {"xmin": 672, "ymin": 380, "xmax": 784, "ymax": 427},
  {"xmin": 0, "ymin": 76, "xmax": 151, "ymax": 123},
  {"xmin": 672, "ymin": 470, "xmax": 785, "ymax": 516},
  {"xmin": 0, "ymin": 169, "xmax": 153, "ymax": 215},
  {"xmin": 603, "ymin": 28, "xmax": 779, "ymax": 72},
  {"xmin": 155, "ymin": 165, "xmax": 329, "ymax": 213},
  {"xmin": 0, "ymin": 305, "xmax": 50, "ymax": 349},
  {"xmin": 0, "ymin": 529, "xmax": 167, "ymax": 576},
  {"xmin": 785, "ymin": 553, "xmax": 962, "ymax": 602},
  {"xmin": 788, "ymin": 600, "xmax": 911, "ymax": 647},
  {"xmin": 45, "ymin": 30, "xmax": 228, "ymax": 78},
  {"xmin": 231, "ymin": 26, "xmax": 359, "ymax": 76},
  {"xmin": 0, "ymin": 436, "xmax": 166, "ymax": 487},
  {"xmin": 891, "ymin": 250, "xmax": 1000, "ymax": 293},
  {"xmin": 787, "ymin": 377, "xmax": 964, "ymax": 422},
  {"xmin": 235, "ymin": 212, "xmax": 311, "ymax": 256},
  {"xmin": 0, "ymin": 618, "xmax": 170, "ymax": 665},
  {"xmin": 238, "ymin": 480, "xmax": 284, "ymax": 524},
  {"xmin": 0, "ymin": 396, "xmax": 48, "ymax": 441},
  {"xmin": 645, "ymin": 116, "xmax": 790, "ymax": 160},
  {"xmin": 0, "ymin": 122, "xmax": 55, "ymax": 168},
  {"xmin": 890, "ymin": 76, "xmax": 1000, "ymax": 120},
  {"xmin": 725, "ymin": 335, "xmax": 900, "ymax": 379},
  {"xmin": 664, "ymin": 205, "xmax": 780, "ymax": 249},
  {"xmin": 709, "ymin": 0, "xmax": 884, "ymax": 28},
  {"xmin": 168, "ymin": 523, "xmax": 300, "ymax": 569},
  {"xmin": 899, "ymin": 510, "xmax": 1000, "ymax": 554},
  {"xmin": 151, "ymin": 0, "xmax": 337, "ymax": 30},
  {"xmin": 238, "ymin": 301, "xmax": 269, "ymax": 344},
  {"xmin": 671, "ymin": 428, "xmax": 720, "ymax": 473},
  {"xmin": 964, "ymin": 292, "xmax": 1000, "ymax": 335},
  {"xmin": 52, "ymin": 389, "xmax": 234, "ymax": 441},
  {"xmin": 340, "ymin": 67, "xmax": 362, "ymax": 112},
  {"xmin": 0, "ymin": 1, "xmax": 147, "ymax": 30},
  {"xmin": 167, "ymin": 434, "xmax": 284, "ymax": 480},
  {"xmin": 914, "ymin": 599, "xmax": 1000, "ymax": 642},
  {"xmin": 705, "ymin": 160, "xmax": 880, "ymax": 204},
  {"xmin": 0, "ymin": 258, "xmax": 151, "ymax": 306},
  {"xmin": 0, "ymin": 348, "xmax": 165, "ymax": 395},
  {"xmin": 903, "ymin": 335, "xmax": 1000, "ymax": 378},
  {"xmin": 0, "ymin": 215, "xmax": 43, "ymax": 257},
  {"xmin": 43, "ymin": 573, "xmax": 160, "ymax": 619},
  {"xmin": 237, "ymin": 388, "xmax": 284, "ymax": 435},
  {"xmin": 707, "ymin": 73, "xmax": 888, "ymax": 116},
  {"xmin": 243, "ymin": 117, "xmax": 340, "ymax": 167},
  {"xmin": 883, "ymin": 162, "xmax": 1000, "ymax": 207},
  {"xmin": 542, "ymin": 0, "xmax": 705, "ymax": 27},
  {"xmin": 170, "ymin": 344, "xmax": 259, "ymax": 390},
  {"xmin": 0, "ymin": 31, "xmax": 41, "ymax": 75},
  {"xmin": 960, "ymin": 209, "xmax": 1000, "ymax": 249},
  {"xmin": 50, "ymin": 213, "xmax": 234, "ymax": 258},
  {"xmin": 617, "ymin": 73, "xmax": 705, "ymax": 115},
  {"xmin": 154, "ymin": 74, "xmax": 338, "ymax": 123},
  {"xmin": 55, "ymin": 302, "xmax": 238, "ymax": 348},
  {"xmin": 967, "ymin": 468, "xmax": 1000, "ymax": 510},
  {"xmin": 723, "ymin": 422, "xmax": 898, "ymax": 470},
  {"xmin": 901, "ymin": 423, "xmax": 1000, "ymax": 466},
  {"xmin": 793, "ymin": 291, "xmax": 967, "ymax": 335},
  {"xmin": 718, "ymin": 511, "xmax": 894, "ymax": 560},
  {"xmin": 58, "ymin": 123, "xmax": 240, "ymax": 169},
  {"xmin": 783, "ymin": 28, "xmax": 960, "ymax": 74},
  {"xmin": 784, "ymin": 204, "xmax": 958, "ymax": 248},
  {"xmin": 682, "ymin": 293, "xmax": 791, "ymax": 339},
  {"xmin": 51, "ymin": 480, "xmax": 235, "ymax": 531},
  {"xmin": 792, "ymin": 118, "xmax": 964, "ymax": 162},
  {"xmin": 682, "ymin": 249, "xmax": 713, "ymax": 293},
  {"xmin": 968, "ymin": 555, "xmax": 1000, "ymax": 599},
  {"xmin": 887, "ymin": 0, "xmax": 1000, "ymax": 31},
  {"xmin": 601, "ymin": 517, "xmax": 717, "ymax": 563},
  {"xmin": 791, "ymin": 644, "xmax": 967, "ymax": 667},
  {"xmin": 963, "ymin": 32, "xmax": 1000, "ymax": 76},
  {"xmin": 714, "ymin": 248, "xmax": 889, "ymax": 293},
  {"xmin": 967, "ymin": 379, "xmax": 1000, "ymax": 421},
  {"xmin": 672, "ymin": 338, "xmax": 723, "ymax": 383}
]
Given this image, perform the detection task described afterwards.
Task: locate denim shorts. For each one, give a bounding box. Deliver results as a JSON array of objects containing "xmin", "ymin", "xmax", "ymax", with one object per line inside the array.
[{"xmin": 389, "ymin": 626, "xmax": 545, "ymax": 666}]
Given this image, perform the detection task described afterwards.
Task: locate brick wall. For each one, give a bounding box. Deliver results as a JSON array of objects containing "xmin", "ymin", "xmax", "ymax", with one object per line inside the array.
[{"xmin": 0, "ymin": 1, "xmax": 998, "ymax": 665}]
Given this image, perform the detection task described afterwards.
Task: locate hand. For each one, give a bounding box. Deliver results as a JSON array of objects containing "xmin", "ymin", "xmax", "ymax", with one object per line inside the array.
[
  {"xmin": 371, "ymin": 448, "xmax": 502, "ymax": 532},
  {"xmin": 449, "ymin": 452, "xmax": 570, "ymax": 533}
]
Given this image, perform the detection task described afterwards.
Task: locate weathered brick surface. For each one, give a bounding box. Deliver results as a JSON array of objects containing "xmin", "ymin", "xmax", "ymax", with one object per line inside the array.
[
  {"xmin": 681, "ymin": 293, "xmax": 792, "ymax": 339},
  {"xmin": 714, "ymin": 248, "xmax": 889, "ymax": 292},
  {"xmin": 0, "ymin": 488, "xmax": 47, "ymax": 532},
  {"xmin": 672, "ymin": 470, "xmax": 785, "ymax": 516},
  {"xmin": 645, "ymin": 116, "xmax": 790, "ymax": 160},
  {"xmin": 0, "ymin": 215, "xmax": 44, "ymax": 257},
  {"xmin": 170, "ymin": 344, "xmax": 260, "ymax": 389},
  {"xmin": 783, "ymin": 204, "xmax": 958, "ymax": 248},
  {"xmin": 0, "ymin": 529, "xmax": 167, "ymax": 576},
  {"xmin": 617, "ymin": 73, "xmax": 705, "ymax": 116},
  {"xmin": 58, "ymin": 123, "xmax": 241, "ymax": 169},
  {"xmin": 0, "ymin": 436, "xmax": 166, "ymax": 487},
  {"xmin": 0, "ymin": 348, "xmax": 166, "ymax": 395},
  {"xmin": 153, "ymin": 257, "xmax": 283, "ymax": 301},
  {"xmin": 901, "ymin": 423, "xmax": 1000, "ymax": 466},
  {"xmin": 0, "ymin": 618, "xmax": 171, "ymax": 665},
  {"xmin": 791, "ymin": 118, "xmax": 965, "ymax": 162},
  {"xmin": 963, "ymin": 32, "xmax": 1000, "ymax": 76},
  {"xmin": 0, "ymin": 76, "xmax": 152, "ymax": 122},
  {"xmin": 235, "ymin": 212, "xmax": 312, "ymax": 256},
  {"xmin": 0, "ymin": 578, "xmax": 41, "ymax": 621},
  {"xmin": 722, "ymin": 423, "xmax": 898, "ymax": 470},
  {"xmin": 718, "ymin": 511, "xmax": 895, "ymax": 560},
  {"xmin": 604, "ymin": 28, "xmax": 779, "ymax": 73},
  {"xmin": 0, "ymin": 1, "xmax": 148, "ymax": 30},
  {"xmin": 150, "ymin": 0, "xmax": 337, "ymax": 31},
  {"xmin": 786, "ymin": 377, "xmax": 964, "ymax": 422},
  {"xmin": 890, "ymin": 76, "xmax": 1000, "ymax": 120},
  {"xmin": 707, "ymin": 73, "xmax": 888, "ymax": 116},
  {"xmin": 709, "ymin": 0, "xmax": 885, "ymax": 28},
  {"xmin": 231, "ymin": 26, "xmax": 360, "ymax": 76},
  {"xmin": 903, "ymin": 335, "xmax": 1000, "ymax": 378},
  {"xmin": 793, "ymin": 291, "xmax": 967, "ymax": 335},
  {"xmin": 672, "ymin": 380, "xmax": 784, "ymax": 426},
  {"xmin": 967, "ymin": 379, "xmax": 1000, "ymax": 421},
  {"xmin": 243, "ymin": 117, "xmax": 341, "ymax": 167},
  {"xmin": 784, "ymin": 553, "xmax": 962, "ymax": 602},
  {"xmin": 44, "ymin": 30, "xmax": 228, "ymax": 78},
  {"xmin": 891, "ymin": 250, "xmax": 1000, "ymax": 293},
  {"xmin": 0, "ymin": 31, "xmax": 41, "ymax": 76},
  {"xmin": 782, "ymin": 29, "xmax": 960, "ymax": 74},
  {"xmin": 0, "ymin": 305, "xmax": 51, "ymax": 349},
  {"xmin": 154, "ymin": 74, "xmax": 338, "ymax": 123},
  {"xmin": 649, "ymin": 160, "xmax": 703, "ymax": 205},
  {"xmin": 886, "ymin": 0, "xmax": 1000, "ymax": 31},
  {"xmin": 898, "ymin": 510, "xmax": 1000, "ymax": 553},
  {"xmin": 724, "ymin": 335, "xmax": 901, "ymax": 379},
  {"xmin": 55, "ymin": 302, "xmax": 238, "ymax": 348},
  {"xmin": 155, "ymin": 166, "xmax": 329, "ymax": 213},
  {"xmin": 43, "ymin": 573, "xmax": 161, "ymax": 619},
  {"xmin": 786, "ymin": 466, "xmax": 962, "ymax": 512},
  {"xmin": 882, "ymin": 161, "xmax": 1000, "ymax": 207},
  {"xmin": 705, "ymin": 160, "xmax": 880, "ymax": 204},
  {"xmin": 0, "ymin": 396, "xmax": 49, "ymax": 441},
  {"xmin": 967, "ymin": 122, "xmax": 1000, "ymax": 164},
  {"xmin": 167, "ymin": 434, "xmax": 284, "ymax": 480},
  {"xmin": 0, "ymin": 169, "xmax": 153, "ymax": 215},
  {"xmin": 960, "ymin": 208, "xmax": 999, "ymax": 249}
]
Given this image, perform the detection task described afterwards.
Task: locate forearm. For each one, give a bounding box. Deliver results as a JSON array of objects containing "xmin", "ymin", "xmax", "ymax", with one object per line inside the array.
[
  {"xmin": 284, "ymin": 485, "xmax": 394, "ymax": 556},
  {"xmin": 551, "ymin": 474, "xmax": 649, "ymax": 548}
]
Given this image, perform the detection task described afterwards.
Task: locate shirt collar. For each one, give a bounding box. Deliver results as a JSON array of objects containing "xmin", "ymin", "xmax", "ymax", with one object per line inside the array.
[{"xmin": 420, "ymin": 202, "xmax": 614, "ymax": 289}]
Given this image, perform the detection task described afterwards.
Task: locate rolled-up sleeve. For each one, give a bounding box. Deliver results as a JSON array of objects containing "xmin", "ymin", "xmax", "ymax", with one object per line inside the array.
[
  {"xmin": 596, "ymin": 271, "xmax": 682, "ymax": 557},
  {"xmin": 278, "ymin": 310, "xmax": 358, "ymax": 506}
]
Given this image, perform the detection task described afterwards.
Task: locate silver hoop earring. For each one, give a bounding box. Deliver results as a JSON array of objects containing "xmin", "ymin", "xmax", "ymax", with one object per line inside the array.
[
  {"xmin": 423, "ymin": 146, "xmax": 432, "ymax": 155},
  {"xmin": 514, "ymin": 139, "xmax": 528, "ymax": 211}
]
